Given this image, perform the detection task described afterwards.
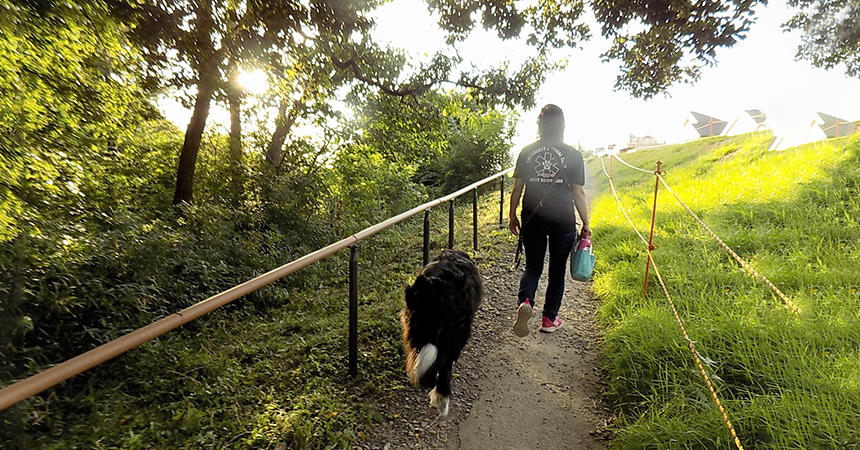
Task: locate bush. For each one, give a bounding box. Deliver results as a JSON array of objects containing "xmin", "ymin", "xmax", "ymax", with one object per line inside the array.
[{"xmin": 348, "ymin": 91, "xmax": 515, "ymax": 195}]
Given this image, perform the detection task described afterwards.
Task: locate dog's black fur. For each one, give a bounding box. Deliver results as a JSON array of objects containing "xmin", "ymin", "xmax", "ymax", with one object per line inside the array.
[{"xmin": 401, "ymin": 249, "xmax": 482, "ymax": 415}]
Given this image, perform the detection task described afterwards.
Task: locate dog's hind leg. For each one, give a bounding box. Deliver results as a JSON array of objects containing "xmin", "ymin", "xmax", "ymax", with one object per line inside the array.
[{"xmin": 429, "ymin": 353, "xmax": 454, "ymax": 416}]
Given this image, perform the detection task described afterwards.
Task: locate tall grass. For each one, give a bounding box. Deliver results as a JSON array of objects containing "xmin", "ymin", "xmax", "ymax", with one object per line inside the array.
[{"xmin": 590, "ymin": 132, "xmax": 860, "ymax": 448}]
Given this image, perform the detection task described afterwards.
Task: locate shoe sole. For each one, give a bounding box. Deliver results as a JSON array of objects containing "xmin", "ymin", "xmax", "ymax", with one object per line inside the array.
[{"xmin": 513, "ymin": 303, "xmax": 532, "ymax": 337}]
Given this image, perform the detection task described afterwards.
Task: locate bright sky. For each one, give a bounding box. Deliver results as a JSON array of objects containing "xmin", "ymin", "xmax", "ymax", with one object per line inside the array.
[
  {"xmin": 159, "ymin": 0, "xmax": 860, "ymax": 152},
  {"xmin": 371, "ymin": 0, "xmax": 860, "ymax": 151}
]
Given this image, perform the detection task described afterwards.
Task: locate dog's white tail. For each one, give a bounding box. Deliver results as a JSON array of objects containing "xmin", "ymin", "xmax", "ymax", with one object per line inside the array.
[{"xmin": 409, "ymin": 343, "xmax": 438, "ymax": 386}]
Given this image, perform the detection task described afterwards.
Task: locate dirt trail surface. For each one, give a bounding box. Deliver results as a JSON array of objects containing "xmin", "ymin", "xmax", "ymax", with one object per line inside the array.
[{"xmin": 359, "ymin": 246, "xmax": 611, "ymax": 449}]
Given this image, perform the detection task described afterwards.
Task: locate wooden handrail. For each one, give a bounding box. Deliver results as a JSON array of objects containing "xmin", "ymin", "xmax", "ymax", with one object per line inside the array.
[{"xmin": 0, "ymin": 167, "xmax": 514, "ymax": 411}]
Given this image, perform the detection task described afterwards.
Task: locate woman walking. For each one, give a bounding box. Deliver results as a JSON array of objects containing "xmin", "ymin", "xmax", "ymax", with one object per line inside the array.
[{"xmin": 509, "ymin": 104, "xmax": 591, "ymax": 336}]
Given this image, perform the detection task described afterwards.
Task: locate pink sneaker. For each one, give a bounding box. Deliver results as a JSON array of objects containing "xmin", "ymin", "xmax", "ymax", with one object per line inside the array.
[
  {"xmin": 512, "ymin": 300, "xmax": 533, "ymax": 337},
  {"xmin": 540, "ymin": 316, "xmax": 562, "ymax": 333}
]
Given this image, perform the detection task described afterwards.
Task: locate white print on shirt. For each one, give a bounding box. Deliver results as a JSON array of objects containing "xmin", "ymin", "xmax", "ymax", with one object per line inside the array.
[{"xmin": 525, "ymin": 146, "xmax": 566, "ymax": 183}]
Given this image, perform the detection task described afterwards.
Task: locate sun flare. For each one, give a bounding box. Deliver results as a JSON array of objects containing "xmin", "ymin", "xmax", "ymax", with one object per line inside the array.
[{"xmin": 237, "ymin": 68, "xmax": 269, "ymax": 95}]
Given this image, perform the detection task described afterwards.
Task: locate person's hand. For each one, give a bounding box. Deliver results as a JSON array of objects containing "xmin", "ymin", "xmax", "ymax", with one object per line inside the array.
[
  {"xmin": 579, "ymin": 223, "xmax": 592, "ymax": 239},
  {"xmin": 509, "ymin": 215, "xmax": 520, "ymax": 236}
]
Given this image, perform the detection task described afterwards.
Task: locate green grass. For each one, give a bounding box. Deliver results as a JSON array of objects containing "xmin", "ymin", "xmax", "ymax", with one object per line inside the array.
[
  {"xmin": 11, "ymin": 127, "xmax": 860, "ymax": 449},
  {"xmin": 589, "ymin": 132, "xmax": 860, "ymax": 448},
  {"xmin": 0, "ymin": 180, "xmax": 514, "ymax": 449}
]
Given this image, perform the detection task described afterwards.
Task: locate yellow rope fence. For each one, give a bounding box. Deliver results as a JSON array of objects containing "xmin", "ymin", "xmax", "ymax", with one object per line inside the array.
[
  {"xmin": 600, "ymin": 156, "xmax": 745, "ymax": 450},
  {"xmin": 611, "ymin": 153, "xmax": 801, "ymax": 314}
]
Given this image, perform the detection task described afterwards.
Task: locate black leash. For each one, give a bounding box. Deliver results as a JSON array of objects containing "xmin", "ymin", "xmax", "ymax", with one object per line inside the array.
[
  {"xmin": 510, "ymin": 171, "xmax": 563, "ymax": 271},
  {"xmin": 511, "ymin": 204, "xmax": 542, "ymax": 271}
]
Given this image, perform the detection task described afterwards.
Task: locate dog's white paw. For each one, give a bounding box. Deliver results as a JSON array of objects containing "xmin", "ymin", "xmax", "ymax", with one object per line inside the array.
[{"xmin": 429, "ymin": 387, "xmax": 450, "ymax": 416}]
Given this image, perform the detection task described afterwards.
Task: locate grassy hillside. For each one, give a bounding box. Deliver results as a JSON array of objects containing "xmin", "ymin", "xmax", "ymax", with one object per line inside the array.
[
  {"xmin": 0, "ymin": 182, "xmax": 514, "ymax": 448},
  {"xmin": 588, "ymin": 132, "xmax": 860, "ymax": 448}
]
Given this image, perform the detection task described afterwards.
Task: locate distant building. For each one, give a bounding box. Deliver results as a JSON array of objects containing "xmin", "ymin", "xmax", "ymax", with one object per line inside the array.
[
  {"xmin": 745, "ymin": 109, "xmax": 768, "ymax": 129},
  {"xmin": 689, "ymin": 111, "xmax": 728, "ymax": 137},
  {"xmin": 628, "ymin": 134, "xmax": 664, "ymax": 148},
  {"xmin": 817, "ymin": 112, "xmax": 860, "ymax": 138}
]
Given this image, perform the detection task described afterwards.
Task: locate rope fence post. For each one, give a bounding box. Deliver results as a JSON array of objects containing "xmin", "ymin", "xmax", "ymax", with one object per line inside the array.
[
  {"xmin": 448, "ymin": 199, "xmax": 455, "ymax": 248},
  {"xmin": 473, "ymin": 188, "xmax": 479, "ymax": 252},
  {"xmin": 608, "ymin": 145, "xmax": 616, "ymax": 181},
  {"xmin": 499, "ymin": 176, "xmax": 505, "ymax": 226},
  {"xmin": 610, "ymin": 152, "xmax": 799, "ymax": 314},
  {"xmin": 348, "ymin": 244, "xmax": 358, "ymax": 377},
  {"xmin": 609, "ymin": 153, "xmax": 614, "ymax": 180},
  {"xmin": 423, "ymin": 209, "xmax": 430, "ymax": 266},
  {"xmin": 600, "ymin": 156, "xmax": 744, "ymax": 449},
  {"xmin": 643, "ymin": 160, "xmax": 663, "ymax": 297}
]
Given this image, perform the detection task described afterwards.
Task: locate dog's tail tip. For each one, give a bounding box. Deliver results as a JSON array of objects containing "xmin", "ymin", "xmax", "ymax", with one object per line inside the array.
[{"xmin": 408, "ymin": 343, "xmax": 438, "ymax": 386}]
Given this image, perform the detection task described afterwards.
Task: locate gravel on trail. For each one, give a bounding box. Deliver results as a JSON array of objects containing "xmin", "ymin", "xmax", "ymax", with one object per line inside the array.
[{"xmin": 358, "ymin": 243, "xmax": 612, "ymax": 450}]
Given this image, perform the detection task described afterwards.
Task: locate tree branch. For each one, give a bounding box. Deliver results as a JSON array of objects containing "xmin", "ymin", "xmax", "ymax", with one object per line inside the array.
[{"xmin": 329, "ymin": 54, "xmax": 432, "ymax": 97}]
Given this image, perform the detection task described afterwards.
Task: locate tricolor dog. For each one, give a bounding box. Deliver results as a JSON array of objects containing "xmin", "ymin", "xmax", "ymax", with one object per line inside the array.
[{"xmin": 401, "ymin": 249, "xmax": 482, "ymax": 416}]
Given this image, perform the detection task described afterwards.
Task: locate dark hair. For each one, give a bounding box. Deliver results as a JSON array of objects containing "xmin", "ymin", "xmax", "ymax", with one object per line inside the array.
[
  {"xmin": 537, "ymin": 104, "xmax": 564, "ymax": 140},
  {"xmin": 538, "ymin": 104, "xmax": 564, "ymax": 122}
]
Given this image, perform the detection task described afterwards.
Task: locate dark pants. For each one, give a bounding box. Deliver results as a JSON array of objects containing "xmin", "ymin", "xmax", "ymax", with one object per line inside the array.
[{"xmin": 517, "ymin": 227, "xmax": 578, "ymax": 321}]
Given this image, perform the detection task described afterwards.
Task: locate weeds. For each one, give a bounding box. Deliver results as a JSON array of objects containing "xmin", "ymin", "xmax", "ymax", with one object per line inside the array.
[{"xmin": 0, "ymin": 177, "xmax": 514, "ymax": 449}]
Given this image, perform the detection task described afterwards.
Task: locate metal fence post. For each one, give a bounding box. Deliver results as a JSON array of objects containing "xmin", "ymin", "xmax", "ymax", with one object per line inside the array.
[
  {"xmin": 472, "ymin": 188, "xmax": 478, "ymax": 252},
  {"xmin": 0, "ymin": 167, "xmax": 517, "ymax": 411},
  {"xmin": 499, "ymin": 176, "xmax": 504, "ymax": 226},
  {"xmin": 643, "ymin": 161, "xmax": 663, "ymax": 297},
  {"xmin": 423, "ymin": 209, "xmax": 430, "ymax": 266},
  {"xmin": 448, "ymin": 199, "xmax": 455, "ymax": 248},
  {"xmin": 348, "ymin": 244, "xmax": 358, "ymax": 377}
]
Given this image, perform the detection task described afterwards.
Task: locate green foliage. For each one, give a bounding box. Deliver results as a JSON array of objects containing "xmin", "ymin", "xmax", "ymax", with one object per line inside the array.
[
  {"xmin": 0, "ymin": 0, "xmax": 145, "ymax": 235},
  {"xmin": 328, "ymin": 144, "xmax": 425, "ymax": 230},
  {"xmin": 0, "ymin": 168, "xmax": 515, "ymax": 448},
  {"xmin": 349, "ymin": 91, "xmax": 515, "ymax": 194},
  {"xmin": 590, "ymin": 132, "xmax": 860, "ymax": 447},
  {"xmin": 785, "ymin": 0, "xmax": 860, "ymax": 79},
  {"xmin": 592, "ymin": 0, "xmax": 766, "ymax": 98},
  {"xmin": 0, "ymin": 10, "xmax": 518, "ymax": 441},
  {"xmin": 436, "ymin": 109, "xmax": 513, "ymax": 192}
]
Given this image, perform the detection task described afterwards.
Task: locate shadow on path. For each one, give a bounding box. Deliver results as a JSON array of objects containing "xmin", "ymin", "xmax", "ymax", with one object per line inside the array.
[{"xmin": 360, "ymin": 241, "xmax": 611, "ymax": 449}]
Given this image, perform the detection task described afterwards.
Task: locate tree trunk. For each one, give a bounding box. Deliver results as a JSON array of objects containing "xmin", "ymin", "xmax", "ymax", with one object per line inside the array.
[
  {"xmin": 266, "ymin": 99, "xmax": 302, "ymax": 168},
  {"xmin": 172, "ymin": 67, "xmax": 217, "ymax": 205},
  {"xmin": 172, "ymin": 0, "xmax": 217, "ymax": 206},
  {"xmin": 228, "ymin": 62, "xmax": 243, "ymax": 202}
]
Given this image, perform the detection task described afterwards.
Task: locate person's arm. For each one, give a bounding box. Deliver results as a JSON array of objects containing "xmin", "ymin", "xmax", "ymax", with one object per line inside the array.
[
  {"xmin": 508, "ymin": 178, "xmax": 525, "ymax": 236},
  {"xmin": 572, "ymin": 183, "xmax": 591, "ymax": 238}
]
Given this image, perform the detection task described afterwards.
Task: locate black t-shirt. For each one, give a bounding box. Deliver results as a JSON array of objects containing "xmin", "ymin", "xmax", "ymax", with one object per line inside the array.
[{"xmin": 513, "ymin": 141, "xmax": 585, "ymax": 232}]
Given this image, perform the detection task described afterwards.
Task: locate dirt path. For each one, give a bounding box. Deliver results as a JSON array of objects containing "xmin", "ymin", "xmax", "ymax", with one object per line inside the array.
[
  {"xmin": 448, "ymin": 259, "xmax": 610, "ymax": 449},
  {"xmin": 359, "ymin": 245, "xmax": 611, "ymax": 449}
]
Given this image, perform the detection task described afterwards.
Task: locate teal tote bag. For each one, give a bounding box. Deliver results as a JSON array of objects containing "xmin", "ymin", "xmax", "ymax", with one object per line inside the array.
[{"xmin": 569, "ymin": 237, "xmax": 595, "ymax": 281}]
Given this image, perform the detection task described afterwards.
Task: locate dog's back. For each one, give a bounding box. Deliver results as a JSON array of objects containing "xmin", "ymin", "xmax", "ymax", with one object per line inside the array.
[{"xmin": 401, "ymin": 249, "xmax": 482, "ymax": 415}]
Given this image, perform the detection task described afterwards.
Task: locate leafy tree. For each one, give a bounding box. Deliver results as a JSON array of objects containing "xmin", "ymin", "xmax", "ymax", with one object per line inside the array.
[
  {"xmin": 438, "ymin": 100, "xmax": 514, "ymax": 192},
  {"xmin": 107, "ymin": 0, "xmax": 364, "ymax": 204},
  {"xmin": 262, "ymin": 35, "xmax": 348, "ymax": 171},
  {"xmin": 109, "ymin": 0, "xmax": 595, "ymax": 205},
  {"xmin": 346, "ymin": 91, "xmax": 515, "ymax": 193},
  {"xmin": 0, "ymin": 0, "xmax": 144, "ymax": 234},
  {"xmin": 784, "ymin": 0, "xmax": 860, "ymax": 78},
  {"xmin": 592, "ymin": 0, "xmax": 860, "ymax": 97},
  {"xmin": 592, "ymin": 0, "xmax": 767, "ymax": 98}
]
